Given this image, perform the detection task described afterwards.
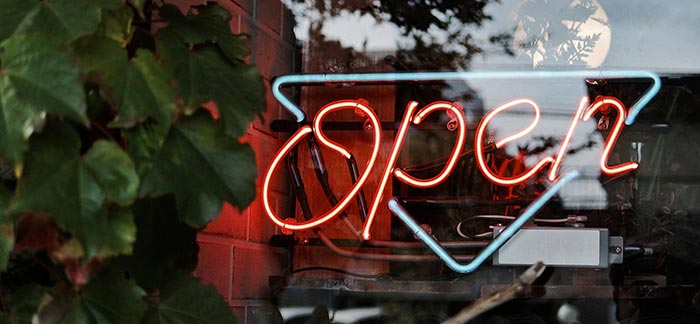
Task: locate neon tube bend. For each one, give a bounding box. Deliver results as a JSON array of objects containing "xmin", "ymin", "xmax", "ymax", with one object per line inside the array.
[
  {"xmin": 387, "ymin": 170, "xmax": 579, "ymax": 273},
  {"xmin": 272, "ymin": 71, "xmax": 660, "ymax": 125}
]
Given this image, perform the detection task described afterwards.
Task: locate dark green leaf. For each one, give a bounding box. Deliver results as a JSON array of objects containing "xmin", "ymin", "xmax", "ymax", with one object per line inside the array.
[
  {"xmin": 61, "ymin": 269, "xmax": 147, "ymax": 324},
  {"xmin": 11, "ymin": 124, "xmax": 139, "ymax": 258},
  {"xmin": 125, "ymin": 196, "xmax": 197, "ymax": 291},
  {"xmin": 0, "ymin": 0, "xmax": 37, "ymax": 43},
  {"xmin": 0, "ymin": 284, "xmax": 48, "ymax": 324},
  {"xmin": 0, "ymin": 185, "xmax": 11, "ymax": 270},
  {"xmin": 0, "ymin": 34, "xmax": 87, "ymax": 162},
  {"xmin": 138, "ymin": 111, "xmax": 257, "ymax": 227},
  {"xmin": 75, "ymin": 36, "xmax": 128, "ymax": 76},
  {"xmin": 157, "ymin": 29, "xmax": 264, "ymax": 137},
  {"xmin": 0, "ymin": 227, "xmax": 9, "ymax": 270},
  {"xmin": 107, "ymin": 49, "xmax": 176, "ymax": 128},
  {"xmin": 97, "ymin": 6, "xmax": 135, "ymax": 45},
  {"xmin": 158, "ymin": 3, "xmax": 250, "ymax": 62},
  {"xmin": 129, "ymin": 0, "xmax": 147, "ymax": 18},
  {"xmin": 76, "ymin": 38, "xmax": 176, "ymax": 128},
  {"xmin": 124, "ymin": 121, "xmax": 168, "ymax": 178},
  {"xmin": 97, "ymin": 206, "xmax": 136, "ymax": 258},
  {"xmin": 85, "ymin": 142, "xmax": 140, "ymax": 204},
  {"xmin": 141, "ymin": 274, "xmax": 237, "ymax": 324},
  {"xmin": 0, "ymin": 0, "xmax": 121, "ymax": 44}
]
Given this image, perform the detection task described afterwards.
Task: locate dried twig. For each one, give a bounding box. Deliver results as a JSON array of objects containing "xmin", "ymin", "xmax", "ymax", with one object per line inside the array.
[{"xmin": 441, "ymin": 262, "xmax": 546, "ymax": 324}]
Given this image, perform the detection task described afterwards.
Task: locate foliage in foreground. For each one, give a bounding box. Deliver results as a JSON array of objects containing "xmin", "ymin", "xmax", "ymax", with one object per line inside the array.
[{"xmin": 0, "ymin": 0, "xmax": 264, "ymax": 322}]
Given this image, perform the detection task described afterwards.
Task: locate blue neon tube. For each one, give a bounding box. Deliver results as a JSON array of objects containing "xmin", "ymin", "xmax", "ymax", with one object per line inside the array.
[
  {"xmin": 272, "ymin": 71, "xmax": 660, "ymax": 125},
  {"xmin": 387, "ymin": 170, "xmax": 579, "ymax": 273}
]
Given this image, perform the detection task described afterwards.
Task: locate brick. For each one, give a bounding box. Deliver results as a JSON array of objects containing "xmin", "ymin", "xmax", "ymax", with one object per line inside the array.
[
  {"xmin": 194, "ymin": 242, "xmax": 234, "ymax": 299},
  {"xmin": 254, "ymin": 0, "xmax": 282, "ymax": 35},
  {"xmin": 248, "ymin": 187, "xmax": 292, "ymax": 243},
  {"xmin": 238, "ymin": 10, "xmax": 253, "ymax": 35},
  {"xmin": 202, "ymin": 202, "xmax": 249, "ymax": 239},
  {"xmin": 211, "ymin": 0, "xmax": 244, "ymax": 34},
  {"xmin": 231, "ymin": 246, "xmax": 286, "ymax": 299},
  {"xmin": 231, "ymin": 0, "xmax": 255, "ymax": 15},
  {"xmin": 251, "ymin": 80, "xmax": 280, "ymax": 135},
  {"xmin": 281, "ymin": 5, "xmax": 296, "ymax": 44},
  {"xmin": 247, "ymin": 195, "xmax": 278, "ymax": 243},
  {"xmin": 245, "ymin": 129, "xmax": 289, "ymax": 194},
  {"xmin": 248, "ymin": 25, "xmax": 294, "ymax": 79}
]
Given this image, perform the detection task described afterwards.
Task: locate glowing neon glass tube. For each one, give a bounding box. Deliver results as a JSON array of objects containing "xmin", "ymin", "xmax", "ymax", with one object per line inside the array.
[
  {"xmin": 548, "ymin": 97, "xmax": 589, "ymax": 181},
  {"xmin": 262, "ymin": 100, "xmax": 382, "ymax": 231},
  {"xmin": 394, "ymin": 102, "xmax": 467, "ymax": 188},
  {"xmin": 582, "ymin": 96, "xmax": 639, "ymax": 176},
  {"xmin": 474, "ymin": 98, "xmax": 554, "ymax": 186},
  {"xmin": 363, "ymin": 101, "xmax": 419, "ymax": 240}
]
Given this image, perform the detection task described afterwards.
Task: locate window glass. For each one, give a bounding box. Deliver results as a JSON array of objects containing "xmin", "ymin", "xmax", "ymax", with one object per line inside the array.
[{"xmin": 270, "ymin": 1, "xmax": 700, "ymax": 322}]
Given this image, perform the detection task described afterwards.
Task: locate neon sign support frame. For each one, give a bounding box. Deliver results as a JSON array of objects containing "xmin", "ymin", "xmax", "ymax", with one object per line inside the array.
[{"xmin": 266, "ymin": 70, "xmax": 661, "ymax": 272}]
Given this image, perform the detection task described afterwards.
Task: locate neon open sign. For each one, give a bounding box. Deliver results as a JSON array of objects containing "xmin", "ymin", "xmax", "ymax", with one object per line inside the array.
[{"xmin": 262, "ymin": 71, "xmax": 660, "ymax": 271}]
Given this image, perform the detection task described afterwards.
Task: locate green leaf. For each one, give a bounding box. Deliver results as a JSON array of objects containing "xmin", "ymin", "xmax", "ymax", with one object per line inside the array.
[
  {"xmin": 141, "ymin": 274, "xmax": 237, "ymax": 324},
  {"xmin": 0, "ymin": 0, "xmax": 121, "ymax": 44},
  {"xmin": 108, "ymin": 49, "xmax": 177, "ymax": 128},
  {"xmin": 76, "ymin": 38, "xmax": 176, "ymax": 128},
  {"xmin": 75, "ymin": 36, "xmax": 128, "ymax": 76},
  {"xmin": 124, "ymin": 121, "xmax": 168, "ymax": 178},
  {"xmin": 97, "ymin": 6, "xmax": 135, "ymax": 45},
  {"xmin": 129, "ymin": 0, "xmax": 147, "ymax": 18},
  {"xmin": 138, "ymin": 111, "xmax": 257, "ymax": 227},
  {"xmin": 0, "ymin": 34, "xmax": 87, "ymax": 162},
  {"xmin": 61, "ymin": 269, "xmax": 148, "ymax": 324},
  {"xmin": 158, "ymin": 3, "xmax": 250, "ymax": 62},
  {"xmin": 126, "ymin": 196, "xmax": 197, "ymax": 291},
  {"xmin": 0, "ymin": 284, "xmax": 49, "ymax": 324},
  {"xmin": 85, "ymin": 142, "xmax": 140, "ymax": 204},
  {"xmin": 11, "ymin": 124, "xmax": 139, "ymax": 258},
  {"xmin": 97, "ymin": 206, "xmax": 137, "ymax": 258},
  {"xmin": 157, "ymin": 23, "xmax": 264, "ymax": 137},
  {"xmin": 0, "ymin": 185, "xmax": 11, "ymax": 270},
  {"xmin": 0, "ymin": 0, "xmax": 37, "ymax": 43}
]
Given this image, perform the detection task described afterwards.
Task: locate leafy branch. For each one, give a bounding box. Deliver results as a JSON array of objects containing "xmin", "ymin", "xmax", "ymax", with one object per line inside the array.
[{"xmin": 0, "ymin": 0, "xmax": 264, "ymax": 323}]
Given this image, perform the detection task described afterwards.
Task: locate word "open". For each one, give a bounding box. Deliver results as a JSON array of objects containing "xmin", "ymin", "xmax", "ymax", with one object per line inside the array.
[{"xmin": 262, "ymin": 95, "xmax": 637, "ymax": 240}]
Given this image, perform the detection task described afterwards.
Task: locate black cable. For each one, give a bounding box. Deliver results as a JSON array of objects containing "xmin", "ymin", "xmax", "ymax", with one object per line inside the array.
[
  {"xmin": 291, "ymin": 266, "xmax": 385, "ymax": 279},
  {"xmin": 290, "ymin": 266, "xmax": 469, "ymax": 281}
]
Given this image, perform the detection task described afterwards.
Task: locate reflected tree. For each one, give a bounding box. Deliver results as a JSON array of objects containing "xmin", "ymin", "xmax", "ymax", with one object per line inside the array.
[
  {"xmin": 513, "ymin": 0, "xmax": 610, "ymax": 68},
  {"xmin": 283, "ymin": 0, "xmax": 513, "ymax": 70}
]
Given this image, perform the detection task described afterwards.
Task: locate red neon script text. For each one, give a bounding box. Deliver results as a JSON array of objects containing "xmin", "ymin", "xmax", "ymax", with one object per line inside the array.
[{"xmin": 262, "ymin": 96, "xmax": 636, "ymax": 238}]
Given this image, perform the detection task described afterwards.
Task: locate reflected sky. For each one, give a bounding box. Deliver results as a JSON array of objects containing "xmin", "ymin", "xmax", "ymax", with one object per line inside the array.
[
  {"xmin": 280, "ymin": 0, "xmax": 686, "ymax": 209},
  {"xmin": 285, "ymin": 0, "xmax": 700, "ymax": 72}
]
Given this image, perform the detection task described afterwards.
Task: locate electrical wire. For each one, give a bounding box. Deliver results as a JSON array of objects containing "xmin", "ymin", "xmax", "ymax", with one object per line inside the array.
[
  {"xmin": 315, "ymin": 230, "xmax": 476, "ymax": 262},
  {"xmin": 291, "ymin": 266, "xmax": 384, "ymax": 279},
  {"xmin": 290, "ymin": 266, "xmax": 473, "ymax": 281},
  {"xmin": 455, "ymin": 214, "xmax": 588, "ymax": 240}
]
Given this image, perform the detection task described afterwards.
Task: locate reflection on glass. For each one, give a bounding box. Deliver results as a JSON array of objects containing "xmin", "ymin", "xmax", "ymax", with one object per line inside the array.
[
  {"xmin": 272, "ymin": 1, "xmax": 700, "ymax": 323},
  {"xmin": 512, "ymin": 0, "xmax": 611, "ymax": 68}
]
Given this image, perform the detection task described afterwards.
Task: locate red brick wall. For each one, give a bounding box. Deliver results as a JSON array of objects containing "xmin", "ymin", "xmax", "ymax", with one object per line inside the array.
[{"xmin": 177, "ymin": 1, "xmax": 297, "ymax": 322}]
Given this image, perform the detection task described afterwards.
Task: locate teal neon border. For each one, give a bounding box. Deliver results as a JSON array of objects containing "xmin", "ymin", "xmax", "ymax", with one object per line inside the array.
[
  {"xmin": 272, "ymin": 71, "xmax": 661, "ymax": 125},
  {"xmin": 388, "ymin": 171, "xmax": 579, "ymax": 273}
]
